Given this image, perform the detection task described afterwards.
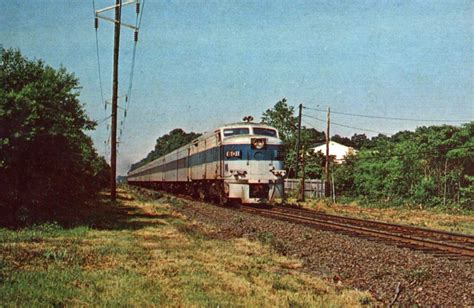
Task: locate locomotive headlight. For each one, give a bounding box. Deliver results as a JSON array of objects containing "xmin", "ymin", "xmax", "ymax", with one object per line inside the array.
[{"xmin": 251, "ymin": 138, "xmax": 266, "ymax": 149}]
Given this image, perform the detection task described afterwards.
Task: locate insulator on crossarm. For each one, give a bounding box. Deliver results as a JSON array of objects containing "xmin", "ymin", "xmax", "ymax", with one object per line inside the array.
[
  {"xmin": 136, "ymin": 2, "xmax": 140, "ymax": 14},
  {"xmin": 95, "ymin": 17, "xmax": 99, "ymax": 29},
  {"xmin": 124, "ymin": 110, "xmax": 127, "ymax": 117},
  {"xmin": 134, "ymin": 30, "xmax": 138, "ymax": 42}
]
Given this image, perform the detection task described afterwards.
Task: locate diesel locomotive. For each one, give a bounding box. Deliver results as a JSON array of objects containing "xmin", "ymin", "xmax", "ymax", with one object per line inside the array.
[{"xmin": 127, "ymin": 121, "xmax": 286, "ymax": 204}]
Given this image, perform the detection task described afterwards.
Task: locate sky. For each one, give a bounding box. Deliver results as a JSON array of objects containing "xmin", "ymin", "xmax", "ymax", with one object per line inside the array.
[{"xmin": 1, "ymin": 0, "xmax": 473, "ymax": 175}]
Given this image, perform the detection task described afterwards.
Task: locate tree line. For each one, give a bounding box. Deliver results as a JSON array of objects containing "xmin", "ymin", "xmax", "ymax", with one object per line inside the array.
[
  {"xmin": 261, "ymin": 99, "xmax": 473, "ymax": 209},
  {"xmin": 0, "ymin": 49, "xmax": 110, "ymax": 225}
]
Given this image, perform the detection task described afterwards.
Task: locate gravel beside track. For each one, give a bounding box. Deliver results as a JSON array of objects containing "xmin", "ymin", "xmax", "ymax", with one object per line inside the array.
[{"xmin": 139, "ymin": 188, "xmax": 473, "ymax": 305}]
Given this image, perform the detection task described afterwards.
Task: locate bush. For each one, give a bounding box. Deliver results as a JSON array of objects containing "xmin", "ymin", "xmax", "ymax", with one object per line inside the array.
[{"xmin": 0, "ymin": 48, "xmax": 109, "ymax": 225}]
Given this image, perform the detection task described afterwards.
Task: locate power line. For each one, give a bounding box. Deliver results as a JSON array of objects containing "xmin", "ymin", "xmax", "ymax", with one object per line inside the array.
[
  {"xmin": 120, "ymin": 0, "xmax": 145, "ymax": 140},
  {"xmin": 302, "ymin": 117, "xmax": 474, "ymax": 161},
  {"xmin": 351, "ymin": 145, "xmax": 474, "ymax": 161},
  {"xmin": 96, "ymin": 115, "xmax": 112, "ymax": 126},
  {"xmin": 92, "ymin": 0, "xmax": 105, "ymax": 110},
  {"xmin": 303, "ymin": 106, "xmax": 470, "ymax": 123},
  {"xmin": 303, "ymin": 114, "xmax": 390, "ymax": 135}
]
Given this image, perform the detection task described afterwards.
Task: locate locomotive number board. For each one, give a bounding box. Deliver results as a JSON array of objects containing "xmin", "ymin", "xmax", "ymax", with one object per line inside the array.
[{"xmin": 225, "ymin": 150, "xmax": 241, "ymax": 158}]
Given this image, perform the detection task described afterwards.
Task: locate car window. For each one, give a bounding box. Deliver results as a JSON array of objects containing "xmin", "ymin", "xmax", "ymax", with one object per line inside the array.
[
  {"xmin": 253, "ymin": 127, "xmax": 277, "ymax": 137},
  {"xmin": 223, "ymin": 128, "xmax": 249, "ymax": 137}
]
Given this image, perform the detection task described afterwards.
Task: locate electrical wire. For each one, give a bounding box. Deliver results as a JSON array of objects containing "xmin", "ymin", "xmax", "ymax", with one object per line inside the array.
[
  {"xmin": 120, "ymin": 0, "xmax": 145, "ymax": 140},
  {"xmin": 350, "ymin": 145, "xmax": 474, "ymax": 161},
  {"xmin": 303, "ymin": 114, "xmax": 390, "ymax": 135},
  {"xmin": 92, "ymin": 0, "xmax": 105, "ymax": 110},
  {"xmin": 92, "ymin": 0, "xmax": 110, "ymax": 157},
  {"xmin": 303, "ymin": 106, "xmax": 470, "ymax": 123},
  {"xmin": 95, "ymin": 115, "xmax": 112, "ymax": 126},
  {"xmin": 301, "ymin": 120, "xmax": 474, "ymax": 161}
]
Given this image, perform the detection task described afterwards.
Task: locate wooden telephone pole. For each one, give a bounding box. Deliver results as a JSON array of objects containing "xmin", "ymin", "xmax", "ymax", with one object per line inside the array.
[
  {"xmin": 295, "ymin": 103, "xmax": 303, "ymax": 177},
  {"xmin": 325, "ymin": 107, "xmax": 331, "ymax": 198},
  {"xmin": 110, "ymin": 0, "xmax": 122, "ymax": 201},
  {"xmin": 298, "ymin": 145, "xmax": 306, "ymax": 202}
]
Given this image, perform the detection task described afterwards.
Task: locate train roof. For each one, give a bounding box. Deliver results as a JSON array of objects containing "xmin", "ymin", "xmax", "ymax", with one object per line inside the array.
[{"xmin": 220, "ymin": 122, "xmax": 275, "ymax": 128}]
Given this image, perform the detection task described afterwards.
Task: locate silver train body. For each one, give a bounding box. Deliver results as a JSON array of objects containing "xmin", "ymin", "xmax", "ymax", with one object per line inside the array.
[{"xmin": 127, "ymin": 122, "xmax": 286, "ymax": 204}]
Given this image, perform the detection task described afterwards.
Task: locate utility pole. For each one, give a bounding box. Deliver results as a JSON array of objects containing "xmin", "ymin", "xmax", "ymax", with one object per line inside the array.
[
  {"xmin": 325, "ymin": 107, "xmax": 331, "ymax": 198},
  {"xmin": 95, "ymin": 1, "xmax": 140, "ymax": 202},
  {"xmin": 295, "ymin": 103, "xmax": 303, "ymax": 178},
  {"xmin": 110, "ymin": 0, "xmax": 122, "ymax": 201},
  {"xmin": 298, "ymin": 145, "xmax": 306, "ymax": 202}
]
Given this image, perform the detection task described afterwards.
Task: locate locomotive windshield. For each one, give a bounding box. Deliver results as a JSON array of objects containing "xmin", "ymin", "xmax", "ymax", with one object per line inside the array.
[
  {"xmin": 223, "ymin": 127, "xmax": 249, "ymax": 137},
  {"xmin": 253, "ymin": 127, "xmax": 277, "ymax": 137}
]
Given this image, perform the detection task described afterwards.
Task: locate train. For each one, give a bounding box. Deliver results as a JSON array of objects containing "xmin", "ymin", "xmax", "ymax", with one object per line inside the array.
[{"xmin": 127, "ymin": 121, "xmax": 286, "ymax": 205}]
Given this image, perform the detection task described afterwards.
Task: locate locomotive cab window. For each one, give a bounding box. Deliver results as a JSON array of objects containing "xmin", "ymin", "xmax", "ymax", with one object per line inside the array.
[
  {"xmin": 253, "ymin": 127, "xmax": 277, "ymax": 137},
  {"xmin": 223, "ymin": 127, "xmax": 249, "ymax": 137}
]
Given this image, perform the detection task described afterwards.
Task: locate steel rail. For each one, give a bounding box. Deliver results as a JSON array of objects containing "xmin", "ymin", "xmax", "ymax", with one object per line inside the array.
[
  {"xmin": 273, "ymin": 206, "xmax": 474, "ymax": 246},
  {"xmin": 241, "ymin": 207, "xmax": 474, "ymax": 259}
]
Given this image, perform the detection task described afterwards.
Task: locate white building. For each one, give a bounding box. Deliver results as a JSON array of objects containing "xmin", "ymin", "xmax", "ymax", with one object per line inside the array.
[{"xmin": 311, "ymin": 141, "xmax": 357, "ymax": 163}]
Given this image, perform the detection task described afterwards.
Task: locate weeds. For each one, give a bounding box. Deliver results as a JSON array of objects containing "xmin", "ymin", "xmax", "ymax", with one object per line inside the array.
[
  {"xmin": 43, "ymin": 249, "xmax": 69, "ymax": 262},
  {"xmin": 232, "ymin": 215, "xmax": 245, "ymax": 224},
  {"xmin": 359, "ymin": 294, "xmax": 372, "ymax": 305},
  {"xmin": 168, "ymin": 197, "xmax": 186, "ymax": 208},
  {"xmin": 405, "ymin": 267, "xmax": 430, "ymax": 281},
  {"xmin": 173, "ymin": 221, "xmax": 207, "ymax": 240},
  {"xmin": 272, "ymin": 277, "xmax": 299, "ymax": 292},
  {"xmin": 256, "ymin": 232, "xmax": 290, "ymax": 254}
]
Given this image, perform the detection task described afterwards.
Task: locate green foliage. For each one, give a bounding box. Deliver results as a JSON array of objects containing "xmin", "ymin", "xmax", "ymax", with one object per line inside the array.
[
  {"xmin": 335, "ymin": 123, "xmax": 473, "ymax": 208},
  {"xmin": 261, "ymin": 98, "xmax": 325, "ymax": 177},
  {"xmin": 0, "ymin": 49, "xmax": 109, "ymax": 225},
  {"xmin": 304, "ymin": 150, "xmax": 325, "ymax": 179},
  {"xmin": 130, "ymin": 128, "xmax": 201, "ymax": 171}
]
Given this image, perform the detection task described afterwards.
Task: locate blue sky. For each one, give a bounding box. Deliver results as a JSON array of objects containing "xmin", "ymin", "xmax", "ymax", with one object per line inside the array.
[{"xmin": 1, "ymin": 0, "xmax": 473, "ymax": 174}]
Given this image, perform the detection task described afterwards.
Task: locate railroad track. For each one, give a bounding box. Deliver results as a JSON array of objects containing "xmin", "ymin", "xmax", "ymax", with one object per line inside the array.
[
  {"xmin": 239, "ymin": 205, "xmax": 474, "ymax": 261},
  {"xmin": 131, "ymin": 186, "xmax": 474, "ymax": 261}
]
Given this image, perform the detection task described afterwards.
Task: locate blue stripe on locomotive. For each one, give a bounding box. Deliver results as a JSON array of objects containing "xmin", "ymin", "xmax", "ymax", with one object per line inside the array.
[
  {"xmin": 188, "ymin": 144, "xmax": 282, "ymax": 167},
  {"xmin": 131, "ymin": 144, "xmax": 284, "ymax": 178},
  {"xmin": 221, "ymin": 144, "xmax": 283, "ymax": 162}
]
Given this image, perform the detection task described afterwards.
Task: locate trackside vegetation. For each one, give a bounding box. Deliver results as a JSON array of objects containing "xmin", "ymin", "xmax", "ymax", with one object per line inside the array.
[
  {"xmin": 261, "ymin": 99, "xmax": 473, "ymax": 210},
  {"xmin": 332, "ymin": 124, "xmax": 473, "ymax": 209},
  {"xmin": 0, "ymin": 188, "xmax": 371, "ymax": 306},
  {"xmin": 0, "ymin": 49, "xmax": 109, "ymax": 226}
]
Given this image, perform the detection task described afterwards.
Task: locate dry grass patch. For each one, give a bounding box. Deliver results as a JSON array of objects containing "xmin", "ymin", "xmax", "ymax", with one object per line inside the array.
[
  {"xmin": 0, "ymin": 188, "xmax": 372, "ymax": 306},
  {"xmin": 287, "ymin": 198, "xmax": 474, "ymax": 234}
]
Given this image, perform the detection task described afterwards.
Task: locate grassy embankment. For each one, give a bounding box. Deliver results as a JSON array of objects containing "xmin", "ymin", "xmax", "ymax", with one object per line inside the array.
[
  {"xmin": 284, "ymin": 198, "xmax": 474, "ymax": 235},
  {"xmin": 0, "ymin": 188, "xmax": 371, "ymax": 306}
]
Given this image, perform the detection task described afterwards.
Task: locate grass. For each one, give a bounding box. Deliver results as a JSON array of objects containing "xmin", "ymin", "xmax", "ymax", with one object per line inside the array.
[
  {"xmin": 0, "ymin": 187, "xmax": 371, "ymax": 306},
  {"xmin": 282, "ymin": 197, "xmax": 474, "ymax": 235}
]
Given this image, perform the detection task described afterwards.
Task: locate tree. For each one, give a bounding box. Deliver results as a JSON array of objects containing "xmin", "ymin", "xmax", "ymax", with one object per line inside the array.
[
  {"xmin": 261, "ymin": 98, "xmax": 298, "ymax": 176},
  {"xmin": 350, "ymin": 133, "xmax": 370, "ymax": 149},
  {"xmin": 261, "ymin": 98, "xmax": 327, "ymax": 177},
  {"xmin": 130, "ymin": 128, "xmax": 201, "ymax": 171},
  {"xmin": 0, "ymin": 49, "xmax": 109, "ymax": 224},
  {"xmin": 331, "ymin": 134, "xmax": 354, "ymax": 147},
  {"xmin": 340, "ymin": 123, "xmax": 474, "ymax": 208}
]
